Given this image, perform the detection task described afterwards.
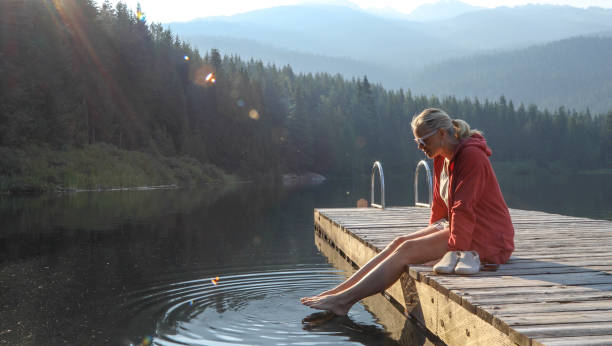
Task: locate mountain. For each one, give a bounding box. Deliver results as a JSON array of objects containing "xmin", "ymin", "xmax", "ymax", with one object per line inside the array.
[
  {"xmin": 406, "ymin": 0, "xmax": 484, "ymax": 22},
  {"xmin": 170, "ymin": 4, "xmax": 612, "ymax": 71},
  {"xmin": 362, "ymin": 7, "xmax": 413, "ymax": 20},
  {"xmin": 409, "ymin": 36, "xmax": 612, "ymax": 114},
  {"xmin": 168, "ymin": 5, "xmax": 470, "ymax": 71},
  {"xmin": 424, "ymin": 5, "xmax": 612, "ymax": 50}
]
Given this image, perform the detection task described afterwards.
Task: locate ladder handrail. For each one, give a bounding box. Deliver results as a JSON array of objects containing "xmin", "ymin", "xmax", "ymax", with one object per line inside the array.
[
  {"xmin": 414, "ymin": 160, "xmax": 433, "ymax": 208},
  {"xmin": 370, "ymin": 161, "xmax": 385, "ymax": 209}
]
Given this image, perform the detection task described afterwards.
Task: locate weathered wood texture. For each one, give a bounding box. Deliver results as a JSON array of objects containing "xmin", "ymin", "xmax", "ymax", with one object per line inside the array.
[{"xmin": 314, "ymin": 207, "xmax": 612, "ymax": 346}]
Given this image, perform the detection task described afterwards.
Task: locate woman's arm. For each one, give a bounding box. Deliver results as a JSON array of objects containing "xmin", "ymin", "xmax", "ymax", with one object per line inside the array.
[
  {"xmin": 448, "ymin": 147, "xmax": 489, "ymax": 250},
  {"xmin": 429, "ymin": 157, "xmax": 449, "ymax": 224}
]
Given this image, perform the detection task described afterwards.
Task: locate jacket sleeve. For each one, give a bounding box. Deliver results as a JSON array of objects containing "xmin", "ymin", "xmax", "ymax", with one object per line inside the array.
[
  {"xmin": 429, "ymin": 157, "xmax": 448, "ymax": 224},
  {"xmin": 448, "ymin": 147, "xmax": 489, "ymax": 250}
]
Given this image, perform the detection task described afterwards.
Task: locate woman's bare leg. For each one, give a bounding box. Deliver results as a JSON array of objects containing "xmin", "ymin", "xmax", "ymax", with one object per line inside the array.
[
  {"xmin": 301, "ymin": 224, "xmax": 442, "ymax": 303},
  {"xmin": 302, "ymin": 228, "xmax": 449, "ymax": 315}
]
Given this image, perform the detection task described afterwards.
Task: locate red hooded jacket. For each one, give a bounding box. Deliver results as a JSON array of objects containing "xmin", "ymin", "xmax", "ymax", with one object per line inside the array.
[{"xmin": 430, "ymin": 134, "xmax": 514, "ymax": 264}]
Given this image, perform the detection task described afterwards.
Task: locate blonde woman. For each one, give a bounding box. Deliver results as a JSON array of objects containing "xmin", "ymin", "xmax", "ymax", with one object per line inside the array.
[{"xmin": 301, "ymin": 108, "xmax": 514, "ymax": 316}]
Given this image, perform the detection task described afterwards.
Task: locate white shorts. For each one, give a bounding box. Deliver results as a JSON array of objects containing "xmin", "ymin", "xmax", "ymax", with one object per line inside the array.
[{"xmin": 432, "ymin": 219, "xmax": 449, "ymax": 230}]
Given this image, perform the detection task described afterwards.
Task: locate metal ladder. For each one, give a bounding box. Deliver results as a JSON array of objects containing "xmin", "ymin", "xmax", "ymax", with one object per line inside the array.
[
  {"xmin": 370, "ymin": 161, "xmax": 385, "ymax": 209},
  {"xmin": 414, "ymin": 160, "xmax": 433, "ymax": 208},
  {"xmin": 369, "ymin": 160, "xmax": 433, "ymax": 209}
]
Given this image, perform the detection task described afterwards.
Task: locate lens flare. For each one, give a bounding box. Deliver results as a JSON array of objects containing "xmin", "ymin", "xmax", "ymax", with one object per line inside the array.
[
  {"xmin": 184, "ymin": 55, "xmax": 190, "ymax": 61},
  {"xmin": 193, "ymin": 66, "xmax": 215, "ymax": 87},
  {"xmin": 211, "ymin": 276, "xmax": 220, "ymax": 285},
  {"xmin": 139, "ymin": 336, "xmax": 152, "ymax": 346},
  {"xmin": 236, "ymin": 99, "xmax": 245, "ymax": 107},
  {"xmin": 248, "ymin": 109, "xmax": 260, "ymax": 120}
]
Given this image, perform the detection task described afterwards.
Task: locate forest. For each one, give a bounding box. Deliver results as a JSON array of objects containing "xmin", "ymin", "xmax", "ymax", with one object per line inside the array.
[{"xmin": 1, "ymin": 0, "xmax": 612, "ymax": 192}]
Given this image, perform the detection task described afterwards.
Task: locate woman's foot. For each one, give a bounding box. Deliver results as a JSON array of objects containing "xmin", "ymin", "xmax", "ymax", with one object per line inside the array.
[
  {"xmin": 301, "ymin": 293, "xmax": 352, "ymax": 316},
  {"xmin": 300, "ymin": 289, "xmax": 335, "ymax": 304}
]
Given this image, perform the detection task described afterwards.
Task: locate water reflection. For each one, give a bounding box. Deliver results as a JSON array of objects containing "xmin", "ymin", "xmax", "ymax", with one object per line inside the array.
[
  {"xmin": 495, "ymin": 170, "xmax": 612, "ymax": 220},
  {"xmin": 1, "ymin": 171, "xmax": 610, "ymax": 345},
  {"xmin": 0, "ymin": 182, "xmax": 408, "ymax": 345}
]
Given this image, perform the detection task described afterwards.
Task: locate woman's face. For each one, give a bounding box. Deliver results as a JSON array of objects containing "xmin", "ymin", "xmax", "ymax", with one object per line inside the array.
[{"xmin": 413, "ymin": 126, "xmax": 442, "ymax": 159}]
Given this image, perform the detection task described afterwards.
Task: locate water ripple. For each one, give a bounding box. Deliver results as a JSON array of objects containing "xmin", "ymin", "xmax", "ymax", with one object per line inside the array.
[{"xmin": 118, "ymin": 266, "xmax": 383, "ymax": 345}]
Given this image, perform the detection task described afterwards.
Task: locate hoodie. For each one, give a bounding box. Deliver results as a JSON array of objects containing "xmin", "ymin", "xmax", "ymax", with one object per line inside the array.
[{"xmin": 430, "ymin": 134, "xmax": 515, "ymax": 264}]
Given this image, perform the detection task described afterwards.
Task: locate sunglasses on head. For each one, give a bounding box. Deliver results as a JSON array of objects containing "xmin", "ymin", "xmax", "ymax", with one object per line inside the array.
[{"xmin": 414, "ymin": 129, "xmax": 438, "ymax": 147}]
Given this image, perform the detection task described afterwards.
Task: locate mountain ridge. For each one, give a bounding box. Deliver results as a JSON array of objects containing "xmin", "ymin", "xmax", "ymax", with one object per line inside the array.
[
  {"xmin": 410, "ymin": 36, "xmax": 612, "ymax": 114},
  {"xmin": 169, "ymin": 3, "xmax": 612, "ymax": 113}
]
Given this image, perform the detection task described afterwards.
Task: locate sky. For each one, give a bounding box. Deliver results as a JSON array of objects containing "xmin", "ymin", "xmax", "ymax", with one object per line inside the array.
[{"xmin": 100, "ymin": 0, "xmax": 612, "ymax": 23}]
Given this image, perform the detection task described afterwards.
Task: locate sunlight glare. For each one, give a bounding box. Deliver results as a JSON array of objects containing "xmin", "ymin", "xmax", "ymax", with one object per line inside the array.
[
  {"xmin": 139, "ymin": 335, "xmax": 152, "ymax": 346},
  {"xmin": 248, "ymin": 109, "xmax": 260, "ymax": 120},
  {"xmin": 193, "ymin": 66, "xmax": 215, "ymax": 87}
]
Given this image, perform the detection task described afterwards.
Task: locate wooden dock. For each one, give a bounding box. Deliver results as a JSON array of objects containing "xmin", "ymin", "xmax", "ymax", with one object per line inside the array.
[{"xmin": 314, "ymin": 206, "xmax": 612, "ymax": 346}]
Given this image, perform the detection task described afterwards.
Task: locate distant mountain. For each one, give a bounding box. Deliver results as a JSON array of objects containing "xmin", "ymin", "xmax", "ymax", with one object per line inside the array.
[
  {"xmin": 168, "ymin": 4, "xmax": 471, "ymax": 71},
  {"xmin": 362, "ymin": 7, "xmax": 412, "ymax": 20},
  {"xmin": 170, "ymin": 4, "xmax": 612, "ymax": 71},
  {"xmin": 406, "ymin": 0, "xmax": 484, "ymax": 22},
  {"xmin": 425, "ymin": 5, "xmax": 612, "ymax": 50},
  {"xmin": 409, "ymin": 36, "xmax": 612, "ymax": 114}
]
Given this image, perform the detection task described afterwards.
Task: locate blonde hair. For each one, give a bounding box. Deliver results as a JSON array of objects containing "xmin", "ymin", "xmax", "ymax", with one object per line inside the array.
[{"xmin": 411, "ymin": 108, "xmax": 482, "ymax": 139}]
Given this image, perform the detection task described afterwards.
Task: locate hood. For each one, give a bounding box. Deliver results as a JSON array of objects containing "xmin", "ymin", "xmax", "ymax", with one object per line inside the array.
[{"xmin": 454, "ymin": 133, "xmax": 492, "ymax": 158}]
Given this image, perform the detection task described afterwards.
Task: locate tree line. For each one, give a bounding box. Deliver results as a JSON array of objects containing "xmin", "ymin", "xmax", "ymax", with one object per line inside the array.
[{"xmin": 1, "ymin": 0, "xmax": 611, "ymax": 182}]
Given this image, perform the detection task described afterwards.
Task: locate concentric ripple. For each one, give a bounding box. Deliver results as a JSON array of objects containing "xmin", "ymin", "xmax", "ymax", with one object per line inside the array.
[{"xmin": 118, "ymin": 266, "xmax": 388, "ymax": 345}]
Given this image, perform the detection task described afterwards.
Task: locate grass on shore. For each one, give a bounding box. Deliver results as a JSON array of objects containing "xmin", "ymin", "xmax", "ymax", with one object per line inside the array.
[{"xmin": 0, "ymin": 144, "xmax": 236, "ymax": 194}]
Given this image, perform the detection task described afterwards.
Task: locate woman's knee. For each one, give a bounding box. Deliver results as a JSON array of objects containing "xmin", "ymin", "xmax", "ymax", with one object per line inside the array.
[
  {"xmin": 387, "ymin": 235, "xmax": 409, "ymax": 249},
  {"xmin": 395, "ymin": 232, "xmax": 449, "ymax": 263}
]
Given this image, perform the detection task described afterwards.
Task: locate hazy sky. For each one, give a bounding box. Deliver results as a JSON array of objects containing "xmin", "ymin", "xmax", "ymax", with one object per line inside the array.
[{"xmin": 104, "ymin": 0, "xmax": 612, "ymax": 23}]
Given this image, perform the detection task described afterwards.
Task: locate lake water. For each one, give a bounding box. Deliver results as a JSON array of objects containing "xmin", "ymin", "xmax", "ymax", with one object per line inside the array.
[{"xmin": 1, "ymin": 171, "xmax": 611, "ymax": 345}]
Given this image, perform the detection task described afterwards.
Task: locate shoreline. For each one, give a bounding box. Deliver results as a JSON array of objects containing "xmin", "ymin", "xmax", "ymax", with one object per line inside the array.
[
  {"xmin": 0, "ymin": 144, "xmax": 236, "ymax": 195},
  {"xmin": 57, "ymin": 184, "xmax": 180, "ymax": 193}
]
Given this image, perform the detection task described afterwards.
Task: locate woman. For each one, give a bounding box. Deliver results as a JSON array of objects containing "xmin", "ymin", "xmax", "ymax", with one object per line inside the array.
[{"xmin": 301, "ymin": 108, "xmax": 514, "ymax": 316}]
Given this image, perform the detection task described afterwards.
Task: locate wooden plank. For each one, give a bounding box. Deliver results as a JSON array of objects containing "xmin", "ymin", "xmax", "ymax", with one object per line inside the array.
[
  {"xmin": 428, "ymin": 273, "xmax": 612, "ymax": 290},
  {"xmin": 501, "ymin": 310, "xmax": 612, "ymax": 325},
  {"xmin": 414, "ymin": 280, "xmax": 518, "ymax": 346},
  {"xmin": 533, "ymin": 335, "xmax": 612, "ymax": 346},
  {"xmin": 315, "ymin": 206, "xmax": 612, "ymax": 345},
  {"xmin": 463, "ymin": 287, "xmax": 612, "ymax": 303},
  {"xmin": 513, "ymin": 321, "xmax": 612, "ymax": 339}
]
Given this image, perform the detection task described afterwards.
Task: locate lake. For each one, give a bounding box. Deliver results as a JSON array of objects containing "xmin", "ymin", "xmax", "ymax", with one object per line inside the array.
[{"xmin": 1, "ymin": 170, "xmax": 611, "ymax": 345}]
